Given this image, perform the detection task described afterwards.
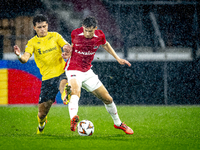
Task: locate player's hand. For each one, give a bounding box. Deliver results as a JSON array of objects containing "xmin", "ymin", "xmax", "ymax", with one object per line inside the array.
[
  {"xmin": 13, "ymin": 45, "xmax": 21, "ymax": 56},
  {"xmin": 63, "ymin": 44, "xmax": 72, "ymax": 53},
  {"xmin": 62, "ymin": 52, "xmax": 71, "ymax": 59},
  {"xmin": 117, "ymin": 58, "xmax": 131, "ymax": 67}
]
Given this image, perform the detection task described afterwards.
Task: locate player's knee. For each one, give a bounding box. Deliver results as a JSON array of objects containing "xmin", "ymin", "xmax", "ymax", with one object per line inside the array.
[
  {"xmin": 59, "ymin": 79, "xmax": 68, "ymax": 93},
  {"xmin": 71, "ymin": 87, "xmax": 81, "ymax": 97},
  {"xmin": 103, "ymin": 95, "xmax": 113, "ymax": 104}
]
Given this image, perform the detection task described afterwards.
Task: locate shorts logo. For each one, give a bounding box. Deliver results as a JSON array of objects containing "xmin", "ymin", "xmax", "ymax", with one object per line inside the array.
[{"xmin": 71, "ymin": 75, "xmax": 76, "ymax": 77}]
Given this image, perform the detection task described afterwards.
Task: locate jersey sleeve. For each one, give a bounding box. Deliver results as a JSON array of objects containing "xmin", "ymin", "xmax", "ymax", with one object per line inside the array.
[
  {"xmin": 25, "ymin": 40, "xmax": 34, "ymax": 56},
  {"xmin": 56, "ymin": 32, "xmax": 68, "ymax": 47},
  {"xmin": 71, "ymin": 30, "xmax": 76, "ymax": 44},
  {"xmin": 99, "ymin": 30, "xmax": 106, "ymax": 45}
]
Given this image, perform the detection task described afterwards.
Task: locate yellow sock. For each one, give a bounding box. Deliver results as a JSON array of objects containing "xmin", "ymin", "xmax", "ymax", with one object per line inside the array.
[
  {"xmin": 37, "ymin": 115, "xmax": 47, "ymax": 127},
  {"xmin": 61, "ymin": 90, "xmax": 66, "ymax": 100}
]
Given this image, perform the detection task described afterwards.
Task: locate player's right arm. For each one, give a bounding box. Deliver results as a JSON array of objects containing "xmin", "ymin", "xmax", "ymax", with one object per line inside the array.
[
  {"xmin": 62, "ymin": 43, "xmax": 72, "ymax": 59},
  {"xmin": 14, "ymin": 45, "xmax": 31, "ymax": 64}
]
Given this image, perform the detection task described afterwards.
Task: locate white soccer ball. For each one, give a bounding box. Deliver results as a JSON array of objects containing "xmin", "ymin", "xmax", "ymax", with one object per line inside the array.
[{"xmin": 77, "ymin": 120, "xmax": 94, "ymax": 136}]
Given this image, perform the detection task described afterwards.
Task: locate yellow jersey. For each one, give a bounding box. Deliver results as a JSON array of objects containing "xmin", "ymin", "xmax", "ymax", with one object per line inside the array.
[{"xmin": 25, "ymin": 32, "xmax": 67, "ymax": 81}]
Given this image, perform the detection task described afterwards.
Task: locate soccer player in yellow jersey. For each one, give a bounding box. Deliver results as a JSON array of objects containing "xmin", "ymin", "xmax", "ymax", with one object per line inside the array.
[{"xmin": 14, "ymin": 14, "xmax": 72, "ymax": 134}]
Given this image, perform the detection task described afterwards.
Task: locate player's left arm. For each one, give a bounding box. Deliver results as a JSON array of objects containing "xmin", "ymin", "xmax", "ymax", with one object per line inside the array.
[{"xmin": 101, "ymin": 41, "xmax": 131, "ymax": 67}]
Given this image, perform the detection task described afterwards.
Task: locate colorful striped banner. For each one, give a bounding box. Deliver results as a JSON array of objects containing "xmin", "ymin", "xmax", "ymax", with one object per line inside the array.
[{"xmin": 0, "ymin": 60, "xmax": 63, "ymax": 105}]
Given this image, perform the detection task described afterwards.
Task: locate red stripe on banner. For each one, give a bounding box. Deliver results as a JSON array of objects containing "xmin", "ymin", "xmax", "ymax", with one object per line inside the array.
[{"xmin": 8, "ymin": 69, "xmax": 42, "ymax": 104}]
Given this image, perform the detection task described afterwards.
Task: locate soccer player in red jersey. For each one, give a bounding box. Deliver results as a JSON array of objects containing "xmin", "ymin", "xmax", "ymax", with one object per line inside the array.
[{"xmin": 62, "ymin": 16, "xmax": 133, "ymax": 134}]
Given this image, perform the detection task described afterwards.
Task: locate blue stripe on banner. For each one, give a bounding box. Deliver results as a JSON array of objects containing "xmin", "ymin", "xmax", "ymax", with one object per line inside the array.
[
  {"xmin": 7, "ymin": 60, "xmax": 42, "ymax": 80},
  {"xmin": 0, "ymin": 60, "xmax": 7, "ymax": 69}
]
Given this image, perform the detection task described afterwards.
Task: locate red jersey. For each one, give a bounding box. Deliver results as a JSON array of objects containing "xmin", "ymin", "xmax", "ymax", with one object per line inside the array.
[{"xmin": 65, "ymin": 27, "xmax": 106, "ymax": 72}]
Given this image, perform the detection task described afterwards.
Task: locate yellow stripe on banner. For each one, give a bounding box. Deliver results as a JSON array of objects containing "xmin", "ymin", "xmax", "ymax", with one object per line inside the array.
[{"xmin": 0, "ymin": 69, "xmax": 8, "ymax": 105}]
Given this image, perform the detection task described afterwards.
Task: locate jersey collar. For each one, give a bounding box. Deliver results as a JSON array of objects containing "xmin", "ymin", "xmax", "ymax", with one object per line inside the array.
[{"xmin": 78, "ymin": 32, "xmax": 98, "ymax": 38}]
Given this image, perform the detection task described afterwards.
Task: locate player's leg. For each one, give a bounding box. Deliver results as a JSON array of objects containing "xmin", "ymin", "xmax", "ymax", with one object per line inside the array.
[
  {"xmin": 59, "ymin": 78, "xmax": 71, "ymax": 105},
  {"xmin": 67, "ymin": 78, "xmax": 81, "ymax": 131},
  {"xmin": 65, "ymin": 71, "xmax": 83, "ymax": 131},
  {"xmin": 37, "ymin": 76, "xmax": 59, "ymax": 134},
  {"xmin": 58, "ymin": 73, "xmax": 79, "ymax": 131},
  {"xmin": 59, "ymin": 78, "xmax": 67, "ymax": 94},
  {"xmin": 92, "ymin": 85, "xmax": 134, "ymax": 135},
  {"xmin": 92, "ymin": 85, "xmax": 122, "ymax": 125},
  {"xmin": 58, "ymin": 73, "xmax": 80, "ymax": 131},
  {"xmin": 81, "ymin": 69, "xmax": 122, "ymax": 126},
  {"xmin": 81, "ymin": 70, "xmax": 122, "ymax": 127},
  {"xmin": 82, "ymin": 69, "xmax": 133, "ymax": 134},
  {"xmin": 37, "ymin": 100, "xmax": 53, "ymax": 134},
  {"xmin": 38, "ymin": 100, "xmax": 53, "ymax": 119}
]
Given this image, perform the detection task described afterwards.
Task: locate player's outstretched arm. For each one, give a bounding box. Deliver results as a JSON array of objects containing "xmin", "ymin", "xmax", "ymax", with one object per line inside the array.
[
  {"xmin": 101, "ymin": 42, "xmax": 131, "ymax": 67},
  {"xmin": 13, "ymin": 45, "xmax": 31, "ymax": 64}
]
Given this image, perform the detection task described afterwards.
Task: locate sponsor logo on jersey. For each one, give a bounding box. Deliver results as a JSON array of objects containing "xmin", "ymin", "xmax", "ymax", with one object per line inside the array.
[
  {"xmin": 37, "ymin": 46, "xmax": 57, "ymax": 55},
  {"xmin": 71, "ymin": 75, "xmax": 76, "ymax": 77},
  {"xmin": 43, "ymin": 46, "xmax": 57, "ymax": 54},
  {"xmin": 37, "ymin": 42, "xmax": 40, "ymax": 44},
  {"xmin": 75, "ymin": 50, "xmax": 95, "ymax": 55},
  {"xmin": 38, "ymin": 48, "xmax": 42, "ymax": 54}
]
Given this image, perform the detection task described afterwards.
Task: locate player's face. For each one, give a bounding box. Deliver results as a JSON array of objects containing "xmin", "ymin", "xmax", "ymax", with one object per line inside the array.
[
  {"xmin": 34, "ymin": 21, "xmax": 48, "ymax": 37},
  {"xmin": 83, "ymin": 26, "xmax": 97, "ymax": 39}
]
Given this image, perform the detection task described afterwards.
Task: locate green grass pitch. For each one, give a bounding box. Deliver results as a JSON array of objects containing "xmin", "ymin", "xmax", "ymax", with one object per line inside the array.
[{"xmin": 0, "ymin": 105, "xmax": 199, "ymax": 150}]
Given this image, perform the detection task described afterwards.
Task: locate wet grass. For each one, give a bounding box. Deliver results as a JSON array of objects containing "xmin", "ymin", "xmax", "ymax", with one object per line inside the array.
[{"xmin": 0, "ymin": 105, "xmax": 199, "ymax": 150}]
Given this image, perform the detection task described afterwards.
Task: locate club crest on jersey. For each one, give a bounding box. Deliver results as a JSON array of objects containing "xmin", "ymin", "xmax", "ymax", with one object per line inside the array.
[{"xmin": 48, "ymin": 36, "xmax": 53, "ymax": 40}]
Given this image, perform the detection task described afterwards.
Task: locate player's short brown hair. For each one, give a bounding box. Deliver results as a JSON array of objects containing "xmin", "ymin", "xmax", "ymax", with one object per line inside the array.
[
  {"xmin": 33, "ymin": 14, "xmax": 48, "ymax": 26},
  {"xmin": 82, "ymin": 16, "xmax": 98, "ymax": 28}
]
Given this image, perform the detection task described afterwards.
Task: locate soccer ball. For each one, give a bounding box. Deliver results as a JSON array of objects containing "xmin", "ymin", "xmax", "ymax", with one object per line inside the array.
[{"xmin": 77, "ymin": 120, "xmax": 94, "ymax": 136}]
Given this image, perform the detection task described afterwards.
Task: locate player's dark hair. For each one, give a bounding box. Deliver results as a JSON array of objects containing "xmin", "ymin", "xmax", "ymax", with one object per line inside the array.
[
  {"xmin": 82, "ymin": 16, "xmax": 98, "ymax": 28},
  {"xmin": 33, "ymin": 14, "xmax": 48, "ymax": 26}
]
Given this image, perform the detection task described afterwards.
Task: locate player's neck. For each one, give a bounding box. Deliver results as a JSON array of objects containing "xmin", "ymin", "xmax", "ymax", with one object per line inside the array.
[{"xmin": 37, "ymin": 32, "xmax": 48, "ymax": 38}]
